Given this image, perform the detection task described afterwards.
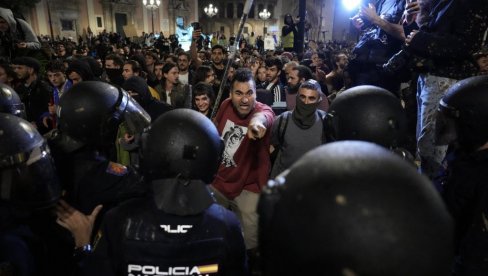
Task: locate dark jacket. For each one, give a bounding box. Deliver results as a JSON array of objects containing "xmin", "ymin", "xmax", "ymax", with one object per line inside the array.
[
  {"xmin": 15, "ymin": 79, "xmax": 52, "ymax": 130},
  {"xmin": 156, "ymin": 82, "xmax": 192, "ymax": 109},
  {"xmin": 443, "ymin": 149, "xmax": 488, "ymax": 274},
  {"xmin": 407, "ymin": 0, "xmax": 488, "ymax": 80}
]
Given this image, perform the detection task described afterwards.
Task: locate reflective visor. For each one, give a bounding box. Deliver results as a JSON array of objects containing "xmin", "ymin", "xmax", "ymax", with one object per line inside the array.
[
  {"xmin": 118, "ymin": 89, "xmax": 151, "ymax": 134},
  {"xmin": 0, "ymin": 142, "xmax": 61, "ymax": 209}
]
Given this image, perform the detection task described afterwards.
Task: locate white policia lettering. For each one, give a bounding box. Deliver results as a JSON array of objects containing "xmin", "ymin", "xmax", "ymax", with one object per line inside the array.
[
  {"xmin": 160, "ymin": 224, "xmax": 193, "ymax": 234},
  {"xmin": 128, "ymin": 264, "xmax": 216, "ymax": 276}
]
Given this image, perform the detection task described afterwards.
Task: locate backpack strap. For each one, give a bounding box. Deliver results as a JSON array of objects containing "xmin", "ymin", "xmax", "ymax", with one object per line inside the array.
[
  {"xmin": 317, "ymin": 110, "xmax": 328, "ymax": 144},
  {"xmin": 277, "ymin": 111, "xmax": 291, "ymax": 147}
]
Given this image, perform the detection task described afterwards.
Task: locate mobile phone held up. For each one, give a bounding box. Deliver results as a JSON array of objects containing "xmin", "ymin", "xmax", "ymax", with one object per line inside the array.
[{"xmin": 191, "ymin": 22, "xmax": 201, "ymax": 31}]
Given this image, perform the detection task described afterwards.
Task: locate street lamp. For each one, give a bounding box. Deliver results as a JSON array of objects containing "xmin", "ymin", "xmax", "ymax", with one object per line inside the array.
[
  {"xmin": 204, "ymin": 4, "xmax": 218, "ymax": 17},
  {"xmin": 142, "ymin": 0, "xmax": 161, "ymax": 34},
  {"xmin": 259, "ymin": 8, "xmax": 271, "ymax": 35}
]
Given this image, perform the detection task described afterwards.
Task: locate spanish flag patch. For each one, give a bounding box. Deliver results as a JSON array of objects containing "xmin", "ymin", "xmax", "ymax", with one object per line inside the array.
[{"xmin": 106, "ymin": 162, "xmax": 128, "ymax": 176}]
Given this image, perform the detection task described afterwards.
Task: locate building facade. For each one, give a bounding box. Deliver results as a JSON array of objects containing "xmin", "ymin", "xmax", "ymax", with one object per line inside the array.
[{"xmin": 23, "ymin": 0, "xmax": 339, "ymax": 42}]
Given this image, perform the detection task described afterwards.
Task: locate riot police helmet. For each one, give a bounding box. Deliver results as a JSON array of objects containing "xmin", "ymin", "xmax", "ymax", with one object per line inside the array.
[
  {"xmin": 57, "ymin": 81, "xmax": 150, "ymax": 151},
  {"xmin": 0, "ymin": 83, "xmax": 26, "ymax": 118},
  {"xmin": 326, "ymin": 85, "xmax": 407, "ymax": 148},
  {"xmin": 261, "ymin": 141, "xmax": 453, "ymax": 276},
  {"xmin": 436, "ymin": 75, "xmax": 488, "ymax": 151},
  {"xmin": 0, "ymin": 114, "xmax": 61, "ymax": 209},
  {"xmin": 142, "ymin": 109, "xmax": 223, "ymax": 183}
]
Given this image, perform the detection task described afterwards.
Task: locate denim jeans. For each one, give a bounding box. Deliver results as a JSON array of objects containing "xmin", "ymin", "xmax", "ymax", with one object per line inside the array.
[{"xmin": 416, "ymin": 74, "xmax": 458, "ymax": 179}]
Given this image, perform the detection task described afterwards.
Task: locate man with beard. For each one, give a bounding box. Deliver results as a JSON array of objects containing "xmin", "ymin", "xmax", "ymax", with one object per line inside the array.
[
  {"xmin": 211, "ymin": 68, "xmax": 274, "ymax": 271},
  {"xmin": 265, "ymin": 57, "xmax": 285, "ymax": 108},
  {"xmin": 11, "ymin": 57, "xmax": 51, "ymax": 133},
  {"xmin": 177, "ymin": 52, "xmax": 194, "ymax": 85},
  {"xmin": 104, "ymin": 54, "xmax": 125, "ymax": 86},
  {"xmin": 270, "ymin": 79, "xmax": 327, "ymax": 178},
  {"xmin": 325, "ymin": 52, "xmax": 348, "ymax": 94},
  {"xmin": 286, "ymin": 65, "xmax": 328, "ymax": 112},
  {"xmin": 210, "ymin": 45, "xmax": 226, "ymax": 89}
]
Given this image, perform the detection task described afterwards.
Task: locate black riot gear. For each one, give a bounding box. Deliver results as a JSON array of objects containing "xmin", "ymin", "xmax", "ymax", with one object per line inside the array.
[
  {"xmin": 0, "ymin": 83, "xmax": 26, "ymax": 118},
  {"xmin": 142, "ymin": 109, "xmax": 223, "ymax": 183},
  {"xmin": 436, "ymin": 75, "xmax": 488, "ymax": 151},
  {"xmin": 259, "ymin": 141, "xmax": 453, "ymax": 276},
  {"xmin": 326, "ymin": 85, "xmax": 407, "ymax": 148},
  {"xmin": 0, "ymin": 114, "xmax": 60, "ymax": 209},
  {"xmin": 56, "ymin": 81, "xmax": 150, "ymax": 151},
  {"xmin": 81, "ymin": 109, "xmax": 247, "ymax": 276}
]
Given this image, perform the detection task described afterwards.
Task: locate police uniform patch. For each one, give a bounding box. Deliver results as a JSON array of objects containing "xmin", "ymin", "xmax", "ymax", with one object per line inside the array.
[{"xmin": 106, "ymin": 162, "xmax": 128, "ymax": 176}]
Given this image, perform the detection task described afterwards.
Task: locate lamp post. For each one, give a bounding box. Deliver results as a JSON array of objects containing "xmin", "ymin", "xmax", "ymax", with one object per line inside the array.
[
  {"xmin": 259, "ymin": 8, "xmax": 271, "ymax": 35},
  {"xmin": 142, "ymin": 0, "xmax": 161, "ymax": 34},
  {"xmin": 204, "ymin": 3, "xmax": 218, "ymax": 17}
]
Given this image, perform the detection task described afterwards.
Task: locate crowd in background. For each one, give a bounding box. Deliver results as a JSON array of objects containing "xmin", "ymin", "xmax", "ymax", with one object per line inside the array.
[{"xmin": 2, "ymin": 0, "xmax": 488, "ymax": 275}]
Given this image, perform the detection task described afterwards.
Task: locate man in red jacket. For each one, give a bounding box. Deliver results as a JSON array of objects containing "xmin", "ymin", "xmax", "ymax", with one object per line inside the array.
[{"xmin": 211, "ymin": 68, "xmax": 274, "ymax": 257}]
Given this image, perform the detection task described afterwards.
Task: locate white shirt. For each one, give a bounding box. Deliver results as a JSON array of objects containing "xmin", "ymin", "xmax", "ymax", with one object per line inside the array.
[
  {"xmin": 179, "ymin": 72, "xmax": 189, "ymax": 85},
  {"xmin": 165, "ymin": 90, "xmax": 172, "ymax": 105}
]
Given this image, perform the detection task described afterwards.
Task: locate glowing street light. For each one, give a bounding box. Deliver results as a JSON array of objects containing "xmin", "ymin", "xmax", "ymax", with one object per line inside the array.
[
  {"xmin": 204, "ymin": 4, "xmax": 218, "ymax": 17},
  {"xmin": 259, "ymin": 8, "xmax": 271, "ymax": 34},
  {"xmin": 142, "ymin": 0, "xmax": 161, "ymax": 33},
  {"xmin": 342, "ymin": 0, "xmax": 361, "ymax": 11}
]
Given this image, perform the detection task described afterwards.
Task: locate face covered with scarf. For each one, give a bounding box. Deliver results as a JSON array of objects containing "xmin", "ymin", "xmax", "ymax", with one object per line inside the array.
[{"xmin": 292, "ymin": 80, "xmax": 322, "ymax": 129}]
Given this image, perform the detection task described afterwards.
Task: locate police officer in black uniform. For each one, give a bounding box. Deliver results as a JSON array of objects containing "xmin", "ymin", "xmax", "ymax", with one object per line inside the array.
[
  {"xmin": 46, "ymin": 81, "xmax": 151, "ymax": 274},
  {"xmin": 326, "ymin": 85, "xmax": 413, "ymax": 161},
  {"xmin": 82, "ymin": 109, "xmax": 247, "ymax": 276},
  {"xmin": 259, "ymin": 141, "xmax": 453, "ymax": 276},
  {"xmin": 436, "ymin": 75, "xmax": 488, "ymax": 275},
  {"xmin": 0, "ymin": 113, "xmax": 61, "ymax": 276}
]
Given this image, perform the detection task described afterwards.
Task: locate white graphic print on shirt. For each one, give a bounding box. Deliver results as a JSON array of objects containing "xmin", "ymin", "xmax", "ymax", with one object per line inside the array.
[{"xmin": 221, "ymin": 120, "xmax": 247, "ymax": 167}]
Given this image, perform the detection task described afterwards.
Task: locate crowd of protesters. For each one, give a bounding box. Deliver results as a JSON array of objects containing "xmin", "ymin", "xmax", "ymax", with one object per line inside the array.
[{"xmin": 2, "ymin": 0, "xmax": 488, "ymax": 275}]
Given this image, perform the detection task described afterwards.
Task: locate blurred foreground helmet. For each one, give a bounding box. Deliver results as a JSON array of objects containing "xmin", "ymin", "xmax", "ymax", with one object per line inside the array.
[
  {"xmin": 260, "ymin": 141, "xmax": 453, "ymax": 276},
  {"xmin": 0, "ymin": 83, "xmax": 26, "ymax": 118},
  {"xmin": 142, "ymin": 109, "xmax": 223, "ymax": 183},
  {"xmin": 436, "ymin": 76, "xmax": 488, "ymax": 151},
  {"xmin": 57, "ymin": 81, "xmax": 150, "ymax": 151},
  {"xmin": 0, "ymin": 114, "xmax": 61, "ymax": 209},
  {"xmin": 326, "ymin": 85, "xmax": 407, "ymax": 148}
]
